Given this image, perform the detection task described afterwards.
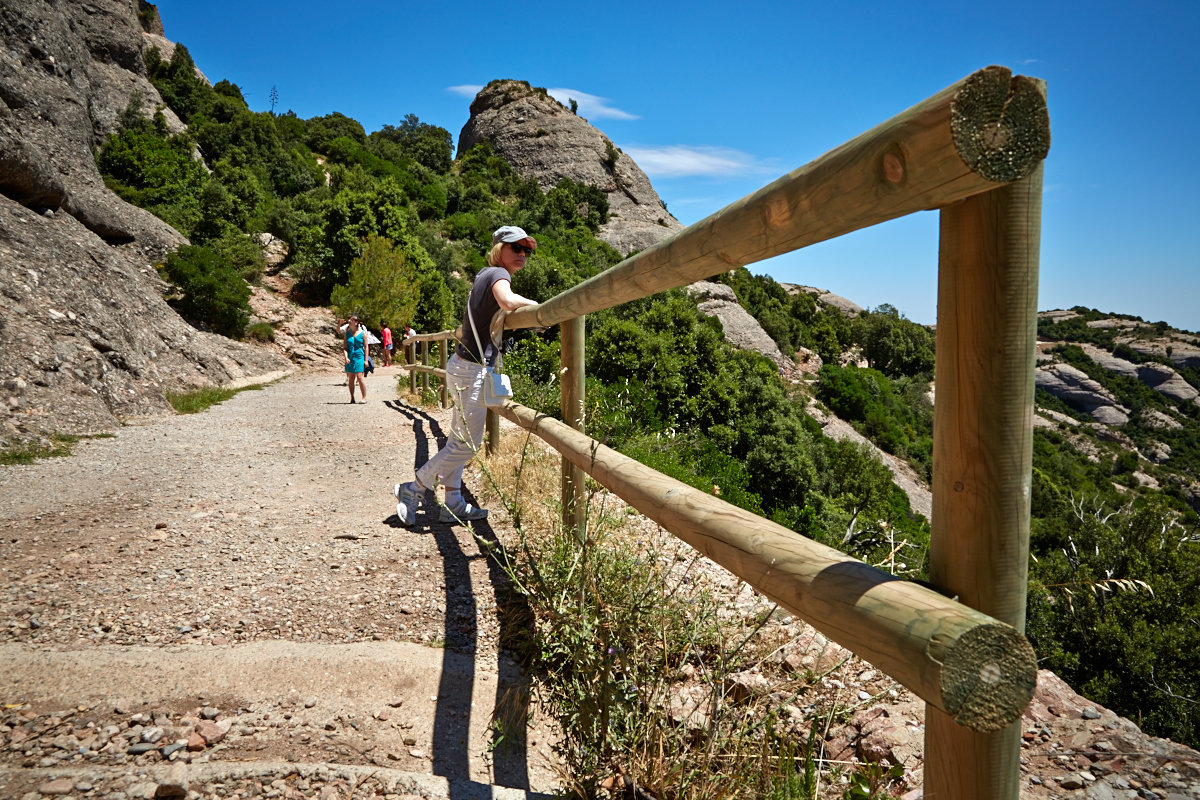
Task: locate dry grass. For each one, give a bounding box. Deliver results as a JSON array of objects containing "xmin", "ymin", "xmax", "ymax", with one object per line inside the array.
[
  {"xmin": 404, "ymin": 394, "xmax": 916, "ymax": 798},
  {"xmin": 476, "ymin": 419, "xmax": 569, "ymax": 536}
]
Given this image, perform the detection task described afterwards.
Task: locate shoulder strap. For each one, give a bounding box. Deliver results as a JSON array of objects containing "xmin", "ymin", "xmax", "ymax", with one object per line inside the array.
[
  {"xmin": 466, "ymin": 286, "xmax": 487, "ymax": 363},
  {"xmin": 466, "ymin": 281, "xmax": 507, "ymax": 372}
]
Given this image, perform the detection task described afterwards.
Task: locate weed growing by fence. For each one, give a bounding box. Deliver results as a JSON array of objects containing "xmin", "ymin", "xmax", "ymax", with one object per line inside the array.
[{"xmin": 469, "ymin": 429, "xmax": 905, "ymax": 800}]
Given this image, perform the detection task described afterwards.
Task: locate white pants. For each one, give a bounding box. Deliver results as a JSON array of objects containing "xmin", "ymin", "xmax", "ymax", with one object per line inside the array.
[{"xmin": 416, "ymin": 354, "xmax": 487, "ymax": 490}]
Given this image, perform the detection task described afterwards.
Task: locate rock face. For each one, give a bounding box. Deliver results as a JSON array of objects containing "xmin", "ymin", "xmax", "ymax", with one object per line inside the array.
[
  {"xmin": 0, "ymin": 1, "xmax": 289, "ymax": 447},
  {"xmin": 685, "ymin": 281, "xmax": 798, "ymax": 381},
  {"xmin": 783, "ymin": 283, "xmax": 865, "ymax": 317},
  {"xmin": 1080, "ymin": 343, "xmax": 1199, "ymax": 406},
  {"xmin": 0, "ymin": 0, "xmax": 186, "ymax": 258},
  {"xmin": 457, "ymin": 80, "xmax": 684, "ymax": 256},
  {"xmin": 1122, "ymin": 332, "xmax": 1200, "ymax": 370},
  {"xmin": 1035, "ymin": 363, "xmax": 1130, "ymax": 425},
  {"xmin": 0, "ymin": 195, "xmax": 289, "ymax": 446}
]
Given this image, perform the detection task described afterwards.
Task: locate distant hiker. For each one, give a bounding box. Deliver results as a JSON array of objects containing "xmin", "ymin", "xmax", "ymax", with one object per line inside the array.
[
  {"xmin": 381, "ymin": 322, "xmax": 394, "ymax": 367},
  {"xmin": 402, "ymin": 323, "xmax": 416, "ymax": 364},
  {"xmin": 343, "ymin": 315, "xmax": 368, "ymax": 403},
  {"xmin": 393, "ymin": 225, "xmax": 538, "ymax": 526}
]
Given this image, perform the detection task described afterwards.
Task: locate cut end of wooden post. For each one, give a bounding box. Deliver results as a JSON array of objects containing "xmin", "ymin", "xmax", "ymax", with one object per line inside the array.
[
  {"xmin": 951, "ymin": 66, "xmax": 1051, "ymax": 184},
  {"xmin": 940, "ymin": 623, "xmax": 1038, "ymax": 732}
]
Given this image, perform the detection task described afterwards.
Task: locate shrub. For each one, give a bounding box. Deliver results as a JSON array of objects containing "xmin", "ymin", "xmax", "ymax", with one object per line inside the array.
[
  {"xmin": 208, "ymin": 229, "xmax": 268, "ymax": 283},
  {"xmin": 161, "ymin": 245, "xmax": 251, "ymax": 338},
  {"xmin": 245, "ymin": 322, "xmax": 275, "ymax": 342}
]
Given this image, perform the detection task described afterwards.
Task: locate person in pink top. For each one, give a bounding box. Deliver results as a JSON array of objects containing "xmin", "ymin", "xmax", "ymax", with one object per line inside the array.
[{"xmin": 380, "ymin": 322, "xmax": 393, "ymax": 367}]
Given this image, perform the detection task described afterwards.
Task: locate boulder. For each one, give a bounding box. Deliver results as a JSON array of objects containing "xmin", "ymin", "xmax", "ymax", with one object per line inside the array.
[
  {"xmin": 783, "ymin": 283, "xmax": 865, "ymax": 317},
  {"xmin": 685, "ymin": 280, "xmax": 798, "ymax": 380},
  {"xmin": 1035, "ymin": 363, "xmax": 1129, "ymax": 425},
  {"xmin": 1079, "ymin": 344, "xmax": 1198, "ymax": 404},
  {"xmin": 1141, "ymin": 408, "xmax": 1184, "ymax": 431},
  {"xmin": 457, "ymin": 79, "xmax": 683, "ymax": 256},
  {"xmin": 1142, "ymin": 441, "xmax": 1171, "ymax": 464}
]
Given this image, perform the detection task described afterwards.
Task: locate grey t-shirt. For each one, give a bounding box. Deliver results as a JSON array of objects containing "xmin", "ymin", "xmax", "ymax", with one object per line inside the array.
[{"xmin": 455, "ymin": 266, "xmax": 509, "ymax": 367}]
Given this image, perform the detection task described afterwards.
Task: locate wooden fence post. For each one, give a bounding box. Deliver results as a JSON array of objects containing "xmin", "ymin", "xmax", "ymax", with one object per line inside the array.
[
  {"xmin": 439, "ymin": 340, "xmax": 448, "ymax": 408},
  {"xmin": 420, "ymin": 341, "xmax": 429, "ymax": 394},
  {"xmin": 485, "ymin": 410, "xmax": 499, "ymax": 456},
  {"xmin": 560, "ymin": 316, "xmax": 586, "ymax": 539},
  {"xmin": 926, "ymin": 156, "xmax": 1044, "ymax": 800},
  {"xmin": 408, "ymin": 340, "xmax": 417, "ymax": 395}
]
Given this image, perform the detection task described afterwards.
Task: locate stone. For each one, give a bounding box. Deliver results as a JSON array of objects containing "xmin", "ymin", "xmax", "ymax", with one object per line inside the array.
[
  {"xmin": 37, "ymin": 778, "xmax": 75, "ymax": 795},
  {"xmin": 686, "ymin": 281, "xmax": 799, "ymax": 381},
  {"xmin": 1062, "ymin": 774, "xmax": 1087, "ymax": 789},
  {"xmin": 128, "ymin": 782, "xmax": 158, "ymax": 800},
  {"xmin": 1036, "ymin": 363, "xmax": 1130, "ymax": 425},
  {"xmin": 195, "ymin": 719, "xmax": 230, "ymax": 744},
  {"xmin": 155, "ymin": 762, "xmax": 188, "ymax": 797},
  {"xmin": 723, "ymin": 670, "xmax": 772, "ymax": 703}
]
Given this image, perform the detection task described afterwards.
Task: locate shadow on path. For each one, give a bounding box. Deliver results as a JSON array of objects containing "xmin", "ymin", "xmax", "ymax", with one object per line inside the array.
[{"xmin": 385, "ymin": 400, "xmax": 535, "ymax": 793}]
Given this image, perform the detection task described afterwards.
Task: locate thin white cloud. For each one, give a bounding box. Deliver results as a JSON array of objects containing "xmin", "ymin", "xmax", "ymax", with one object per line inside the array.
[
  {"xmin": 447, "ymin": 84, "xmax": 483, "ymax": 98},
  {"xmin": 622, "ymin": 145, "xmax": 768, "ymax": 178},
  {"xmin": 545, "ymin": 88, "xmax": 638, "ymax": 120}
]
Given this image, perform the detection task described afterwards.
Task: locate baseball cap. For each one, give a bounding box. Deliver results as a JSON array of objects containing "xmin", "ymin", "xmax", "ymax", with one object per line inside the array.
[{"xmin": 492, "ymin": 225, "xmax": 537, "ymax": 249}]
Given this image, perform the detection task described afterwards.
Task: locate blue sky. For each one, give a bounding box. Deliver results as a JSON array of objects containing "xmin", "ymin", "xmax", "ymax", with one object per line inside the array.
[{"xmin": 153, "ymin": 0, "xmax": 1200, "ymax": 332}]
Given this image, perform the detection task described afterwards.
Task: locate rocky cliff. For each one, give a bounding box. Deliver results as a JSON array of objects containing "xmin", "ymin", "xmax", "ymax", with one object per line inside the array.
[
  {"xmin": 458, "ymin": 80, "xmax": 684, "ymax": 257},
  {"xmin": 0, "ymin": 1, "xmax": 288, "ymax": 448},
  {"xmin": 457, "ymin": 80, "xmax": 815, "ymax": 387}
]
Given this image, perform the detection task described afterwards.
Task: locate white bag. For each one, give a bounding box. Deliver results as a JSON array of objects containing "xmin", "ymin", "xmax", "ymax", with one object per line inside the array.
[{"xmin": 482, "ymin": 367, "xmax": 513, "ymax": 408}]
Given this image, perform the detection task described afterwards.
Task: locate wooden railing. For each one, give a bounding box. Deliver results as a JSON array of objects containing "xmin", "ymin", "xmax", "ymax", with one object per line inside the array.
[{"xmin": 399, "ymin": 65, "xmax": 1049, "ymax": 800}]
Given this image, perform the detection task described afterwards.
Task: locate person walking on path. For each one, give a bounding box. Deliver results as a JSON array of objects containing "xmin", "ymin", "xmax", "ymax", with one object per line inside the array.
[
  {"xmin": 343, "ymin": 315, "xmax": 369, "ymax": 403},
  {"xmin": 394, "ymin": 226, "xmax": 538, "ymax": 525},
  {"xmin": 381, "ymin": 322, "xmax": 394, "ymax": 367}
]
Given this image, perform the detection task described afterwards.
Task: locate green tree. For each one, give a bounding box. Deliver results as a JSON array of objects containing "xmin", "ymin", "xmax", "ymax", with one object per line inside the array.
[
  {"xmin": 330, "ymin": 234, "xmax": 419, "ymax": 333},
  {"xmin": 370, "ymin": 114, "xmax": 454, "ymax": 174},
  {"xmin": 852, "ymin": 304, "xmax": 935, "ymax": 378}
]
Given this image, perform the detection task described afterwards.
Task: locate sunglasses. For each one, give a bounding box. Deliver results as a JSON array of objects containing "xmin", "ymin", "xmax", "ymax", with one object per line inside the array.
[{"xmin": 508, "ymin": 243, "xmax": 534, "ymax": 256}]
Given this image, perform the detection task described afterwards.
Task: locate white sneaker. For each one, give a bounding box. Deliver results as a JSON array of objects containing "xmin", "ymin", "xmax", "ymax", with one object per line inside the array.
[
  {"xmin": 439, "ymin": 501, "xmax": 488, "ymax": 524},
  {"xmin": 394, "ymin": 482, "xmax": 422, "ymax": 527}
]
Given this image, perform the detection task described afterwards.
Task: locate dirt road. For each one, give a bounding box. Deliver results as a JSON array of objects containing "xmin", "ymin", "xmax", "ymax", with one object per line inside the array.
[{"xmin": 0, "ymin": 366, "xmax": 559, "ymax": 798}]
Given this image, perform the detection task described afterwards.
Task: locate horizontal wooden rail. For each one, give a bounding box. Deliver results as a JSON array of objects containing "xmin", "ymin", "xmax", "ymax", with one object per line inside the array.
[
  {"xmin": 495, "ymin": 400, "xmax": 1038, "ymax": 732},
  {"xmin": 403, "ymin": 332, "xmax": 455, "ymax": 345},
  {"xmin": 506, "ymin": 65, "xmax": 1048, "ymax": 332},
  {"xmin": 404, "ymin": 365, "xmax": 447, "ymax": 377}
]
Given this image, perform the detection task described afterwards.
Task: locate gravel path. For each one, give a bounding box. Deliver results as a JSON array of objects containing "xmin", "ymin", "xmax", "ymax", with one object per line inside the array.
[{"xmin": 0, "ymin": 366, "xmax": 559, "ymax": 799}]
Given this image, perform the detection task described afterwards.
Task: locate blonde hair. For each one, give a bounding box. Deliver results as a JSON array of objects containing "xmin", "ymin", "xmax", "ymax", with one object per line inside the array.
[{"xmin": 487, "ymin": 242, "xmax": 505, "ymax": 267}]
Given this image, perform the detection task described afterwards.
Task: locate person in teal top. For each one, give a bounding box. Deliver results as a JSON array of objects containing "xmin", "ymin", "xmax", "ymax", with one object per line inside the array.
[{"xmin": 343, "ymin": 315, "xmax": 368, "ymax": 403}]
